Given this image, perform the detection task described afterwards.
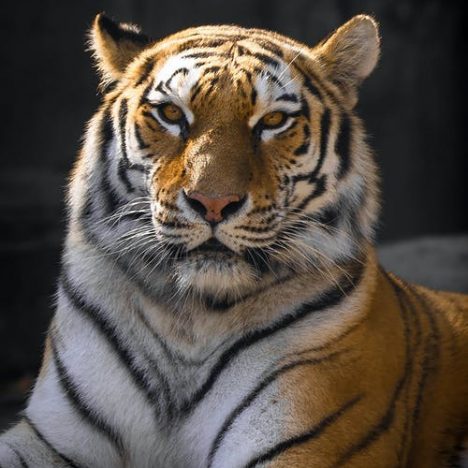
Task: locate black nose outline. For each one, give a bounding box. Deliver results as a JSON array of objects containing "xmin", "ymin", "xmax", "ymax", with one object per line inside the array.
[{"xmin": 183, "ymin": 191, "xmax": 247, "ymax": 224}]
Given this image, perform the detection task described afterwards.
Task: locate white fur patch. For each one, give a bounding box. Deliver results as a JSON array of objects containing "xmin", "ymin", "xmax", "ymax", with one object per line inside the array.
[
  {"xmin": 146, "ymin": 54, "xmax": 200, "ymax": 124},
  {"xmin": 248, "ymin": 60, "xmax": 302, "ymax": 142}
]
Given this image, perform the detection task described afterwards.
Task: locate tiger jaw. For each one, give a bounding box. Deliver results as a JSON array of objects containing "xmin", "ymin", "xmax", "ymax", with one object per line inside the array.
[{"xmin": 172, "ymin": 245, "xmax": 261, "ymax": 299}]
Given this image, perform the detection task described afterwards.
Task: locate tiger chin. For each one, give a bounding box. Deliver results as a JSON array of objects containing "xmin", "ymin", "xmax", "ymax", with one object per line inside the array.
[{"xmin": 1, "ymin": 12, "xmax": 467, "ymax": 468}]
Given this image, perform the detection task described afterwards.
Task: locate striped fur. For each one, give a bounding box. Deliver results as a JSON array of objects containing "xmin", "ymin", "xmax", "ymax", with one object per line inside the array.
[{"xmin": 1, "ymin": 14, "xmax": 467, "ymax": 468}]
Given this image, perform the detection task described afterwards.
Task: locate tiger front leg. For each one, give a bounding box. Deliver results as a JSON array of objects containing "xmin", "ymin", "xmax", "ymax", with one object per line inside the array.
[
  {"xmin": 0, "ymin": 329, "xmax": 124, "ymax": 468},
  {"xmin": 0, "ymin": 419, "xmax": 74, "ymax": 468}
]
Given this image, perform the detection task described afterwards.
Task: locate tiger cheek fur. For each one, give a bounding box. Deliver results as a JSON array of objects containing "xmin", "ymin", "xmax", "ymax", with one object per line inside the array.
[{"xmin": 0, "ymin": 12, "xmax": 467, "ymax": 468}]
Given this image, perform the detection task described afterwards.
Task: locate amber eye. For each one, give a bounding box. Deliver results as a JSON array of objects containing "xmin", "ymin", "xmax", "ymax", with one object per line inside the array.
[
  {"xmin": 259, "ymin": 111, "xmax": 288, "ymax": 129},
  {"xmin": 157, "ymin": 103, "xmax": 184, "ymax": 124}
]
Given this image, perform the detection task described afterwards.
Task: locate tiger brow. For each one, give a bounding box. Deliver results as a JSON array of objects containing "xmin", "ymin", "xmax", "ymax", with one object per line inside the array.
[
  {"xmin": 165, "ymin": 67, "xmax": 189, "ymax": 90},
  {"xmin": 152, "ymin": 81, "xmax": 171, "ymax": 98},
  {"xmin": 252, "ymin": 68, "xmax": 285, "ymax": 88},
  {"xmin": 275, "ymin": 93, "xmax": 299, "ymax": 103},
  {"xmin": 141, "ymin": 81, "xmax": 176, "ymax": 107}
]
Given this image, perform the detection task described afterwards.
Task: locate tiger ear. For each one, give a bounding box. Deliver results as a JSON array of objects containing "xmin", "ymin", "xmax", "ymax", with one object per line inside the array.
[
  {"xmin": 314, "ymin": 15, "xmax": 380, "ymax": 91},
  {"xmin": 89, "ymin": 13, "xmax": 151, "ymax": 85}
]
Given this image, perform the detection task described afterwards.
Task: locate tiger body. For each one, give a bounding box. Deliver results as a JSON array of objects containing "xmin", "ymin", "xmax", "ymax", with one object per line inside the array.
[{"xmin": 0, "ymin": 14, "xmax": 467, "ymax": 468}]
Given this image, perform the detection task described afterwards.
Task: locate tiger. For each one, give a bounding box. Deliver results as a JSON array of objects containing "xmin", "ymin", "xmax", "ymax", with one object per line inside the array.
[{"xmin": 0, "ymin": 11, "xmax": 467, "ymax": 468}]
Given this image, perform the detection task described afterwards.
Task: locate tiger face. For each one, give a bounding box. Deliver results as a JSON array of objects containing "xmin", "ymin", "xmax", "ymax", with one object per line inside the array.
[{"xmin": 85, "ymin": 14, "xmax": 380, "ymax": 302}]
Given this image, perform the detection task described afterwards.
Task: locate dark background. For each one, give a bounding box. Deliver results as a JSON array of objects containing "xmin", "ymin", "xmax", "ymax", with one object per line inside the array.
[{"xmin": 0, "ymin": 0, "xmax": 466, "ymax": 392}]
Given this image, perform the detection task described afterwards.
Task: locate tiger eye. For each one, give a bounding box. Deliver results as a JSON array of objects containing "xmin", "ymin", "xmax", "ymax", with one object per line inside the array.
[
  {"xmin": 260, "ymin": 111, "xmax": 287, "ymax": 128},
  {"xmin": 160, "ymin": 103, "xmax": 183, "ymax": 122}
]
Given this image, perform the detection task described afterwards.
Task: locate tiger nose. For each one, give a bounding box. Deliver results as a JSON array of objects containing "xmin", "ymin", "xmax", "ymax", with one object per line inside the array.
[{"xmin": 184, "ymin": 191, "xmax": 245, "ymax": 223}]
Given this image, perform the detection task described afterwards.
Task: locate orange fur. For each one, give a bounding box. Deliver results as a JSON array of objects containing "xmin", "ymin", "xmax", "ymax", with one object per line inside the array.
[{"xmin": 275, "ymin": 257, "xmax": 468, "ymax": 466}]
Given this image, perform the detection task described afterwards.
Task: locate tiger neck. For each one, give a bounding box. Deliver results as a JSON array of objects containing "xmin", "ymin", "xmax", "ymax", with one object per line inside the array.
[
  {"xmin": 67, "ymin": 217, "xmax": 378, "ymax": 357},
  {"xmin": 135, "ymin": 244, "xmax": 378, "ymax": 357}
]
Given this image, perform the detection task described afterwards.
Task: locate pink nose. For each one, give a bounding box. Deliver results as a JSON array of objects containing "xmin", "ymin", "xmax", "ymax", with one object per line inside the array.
[{"xmin": 186, "ymin": 191, "xmax": 242, "ymax": 223}]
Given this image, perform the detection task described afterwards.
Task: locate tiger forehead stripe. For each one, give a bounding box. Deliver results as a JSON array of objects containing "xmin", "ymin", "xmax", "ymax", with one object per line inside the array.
[
  {"xmin": 160, "ymin": 26, "xmax": 301, "ymax": 56},
  {"xmin": 143, "ymin": 46, "xmax": 304, "ymax": 126}
]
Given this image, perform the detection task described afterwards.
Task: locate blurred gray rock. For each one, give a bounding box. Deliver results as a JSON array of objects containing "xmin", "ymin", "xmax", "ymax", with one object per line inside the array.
[{"xmin": 378, "ymin": 235, "xmax": 468, "ymax": 293}]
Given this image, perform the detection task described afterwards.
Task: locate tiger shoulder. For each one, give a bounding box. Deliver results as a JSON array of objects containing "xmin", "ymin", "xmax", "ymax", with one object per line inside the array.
[{"xmin": 1, "ymin": 13, "xmax": 467, "ymax": 468}]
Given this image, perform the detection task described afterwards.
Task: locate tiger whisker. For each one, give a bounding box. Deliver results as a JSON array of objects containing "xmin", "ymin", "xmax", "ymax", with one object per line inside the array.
[{"xmin": 276, "ymin": 49, "xmax": 303, "ymax": 82}]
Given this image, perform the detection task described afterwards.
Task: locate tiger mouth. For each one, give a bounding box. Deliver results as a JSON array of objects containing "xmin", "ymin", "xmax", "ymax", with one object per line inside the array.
[
  {"xmin": 187, "ymin": 238, "xmax": 275, "ymax": 274},
  {"xmin": 189, "ymin": 238, "xmax": 235, "ymax": 256}
]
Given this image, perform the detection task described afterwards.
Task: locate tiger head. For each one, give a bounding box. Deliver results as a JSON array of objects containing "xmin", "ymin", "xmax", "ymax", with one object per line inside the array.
[{"xmin": 82, "ymin": 14, "xmax": 380, "ymax": 304}]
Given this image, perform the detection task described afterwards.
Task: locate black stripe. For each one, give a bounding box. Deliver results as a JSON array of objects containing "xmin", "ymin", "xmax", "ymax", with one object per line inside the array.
[
  {"xmin": 24, "ymin": 416, "xmax": 83, "ymax": 468},
  {"xmin": 139, "ymin": 79, "xmax": 155, "ymax": 107},
  {"xmin": 156, "ymin": 218, "xmax": 191, "ymax": 229},
  {"xmin": 236, "ymin": 223, "xmax": 276, "ymax": 234},
  {"xmin": 189, "ymin": 73, "xmax": 221, "ymax": 105},
  {"xmin": 165, "ymin": 67, "xmax": 189, "ymax": 89},
  {"xmin": 296, "ymin": 63, "xmax": 344, "ymax": 109},
  {"xmin": 292, "ymin": 63, "xmax": 343, "ymax": 110},
  {"xmin": 292, "ymin": 107, "xmax": 331, "ymax": 184},
  {"xmin": 335, "ymin": 114, "xmax": 352, "ymax": 179},
  {"xmin": 203, "ymin": 65, "xmax": 222, "ymax": 74},
  {"xmin": 183, "ymin": 51, "xmax": 227, "ymax": 59},
  {"xmin": 142, "ymin": 109, "xmax": 157, "ymax": 121},
  {"xmin": 101, "ymin": 80, "xmax": 118, "ymax": 94},
  {"xmin": 50, "ymin": 334, "xmax": 125, "ymax": 455},
  {"xmin": 60, "ymin": 273, "xmax": 165, "ymax": 418},
  {"xmin": 242, "ymin": 69, "xmax": 253, "ymax": 86},
  {"xmin": 291, "ymin": 106, "xmax": 331, "ymax": 210},
  {"xmin": 207, "ymin": 350, "xmax": 347, "ymax": 467},
  {"xmin": 142, "ymin": 351, "xmax": 176, "ymax": 417},
  {"xmin": 250, "ymin": 87, "xmax": 257, "ymax": 106},
  {"xmin": 135, "ymin": 302, "xmax": 238, "ymax": 375},
  {"xmin": 250, "ymin": 51, "xmax": 280, "ymax": 68},
  {"xmin": 394, "ymin": 281, "xmax": 422, "ymax": 466},
  {"xmin": 255, "ymin": 40, "xmax": 284, "ymax": 58},
  {"xmin": 276, "ymin": 93, "xmax": 298, "ymax": 103},
  {"xmin": 235, "ymin": 44, "xmax": 248, "ymax": 56},
  {"xmin": 190, "ymin": 82, "xmax": 204, "ymax": 103},
  {"xmin": 336, "ymin": 274, "xmax": 413, "ymax": 466},
  {"xmin": 154, "ymin": 81, "xmax": 170, "ymax": 97},
  {"xmin": 77, "ymin": 191, "xmax": 170, "ymax": 306},
  {"xmin": 303, "ymin": 75, "xmax": 324, "ymax": 100},
  {"xmin": 180, "ymin": 262, "xmax": 364, "ymax": 414},
  {"xmin": 176, "ymin": 39, "xmax": 227, "ymax": 52},
  {"xmin": 293, "ymin": 123, "xmax": 311, "ymax": 156},
  {"xmin": 99, "ymin": 109, "xmax": 122, "ymax": 215},
  {"xmin": 404, "ymin": 283, "xmax": 440, "ymax": 445},
  {"xmin": 254, "ymin": 68, "xmax": 284, "ymax": 88},
  {"xmin": 135, "ymin": 58, "xmax": 155, "ymax": 87},
  {"xmin": 243, "ymin": 395, "xmax": 363, "ymax": 468},
  {"xmin": 301, "ymin": 97, "xmax": 310, "ymax": 120},
  {"xmin": 201, "ymin": 295, "xmax": 232, "ymax": 311},
  {"xmin": 445, "ymin": 431, "xmax": 467, "ymax": 468},
  {"xmin": 134, "ymin": 306, "xmax": 209, "ymax": 367},
  {"xmin": 3, "ymin": 444, "xmax": 28, "ymax": 468},
  {"xmin": 117, "ymin": 99, "xmax": 145, "ymax": 192},
  {"xmin": 202, "ymin": 76, "xmax": 220, "ymax": 100},
  {"xmin": 310, "ymin": 205, "xmax": 340, "ymax": 229},
  {"xmin": 296, "ymin": 175, "xmax": 327, "ymax": 211},
  {"xmin": 294, "ymin": 67, "xmax": 324, "ymax": 101},
  {"xmin": 312, "ymin": 108, "xmax": 331, "ymax": 178},
  {"xmin": 117, "ymin": 99, "xmax": 134, "ymax": 193},
  {"xmin": 248, "ymin": 203, "xmax": 275, "ymax": 215},
  {"xmin": 134, "ymin": 122, "xmax": 150, "ymax": 150},
  {"xmin": 179, "ymin": 30, "xmax": 247, "ymax": 42},
  {"xmin": 78, "ymin": 107, "xmax": 123, "ymax": 228}
]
